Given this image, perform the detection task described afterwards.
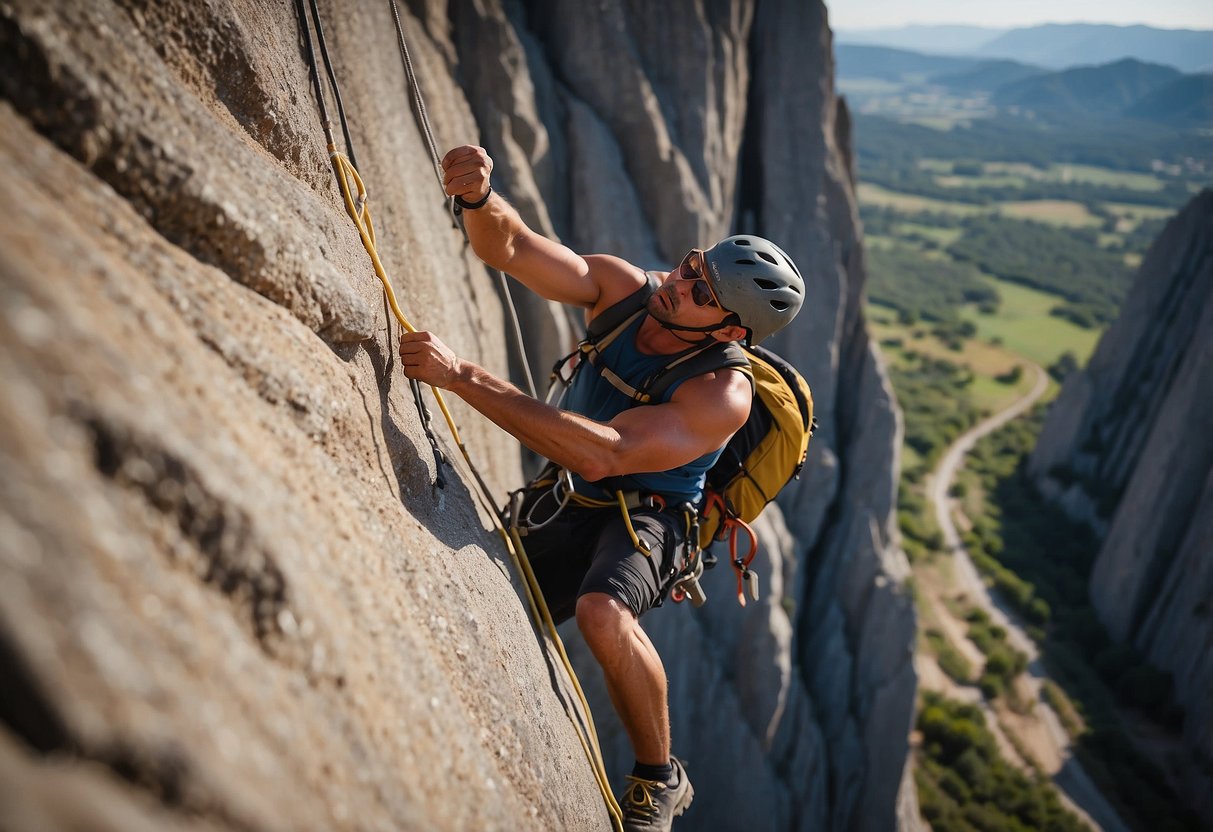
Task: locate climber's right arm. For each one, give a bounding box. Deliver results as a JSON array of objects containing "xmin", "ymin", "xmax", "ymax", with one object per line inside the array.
[{"xmin": 441, "ymin": 145, "xmax": 616, "ymax": 309}]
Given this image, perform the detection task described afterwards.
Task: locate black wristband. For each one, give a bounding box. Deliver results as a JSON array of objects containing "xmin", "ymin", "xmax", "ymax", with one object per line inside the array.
[{"xmin": 454, "ymin": 187, "xmax": 492, "ymax": 210}]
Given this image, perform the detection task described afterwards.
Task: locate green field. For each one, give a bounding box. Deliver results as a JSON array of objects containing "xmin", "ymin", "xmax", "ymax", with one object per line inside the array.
[
  {"xmin": 967, "ymin": 371, "xmax": 1041, "ymax": 413},
  {"xmin": 870, "ymin": 308, "xmax": 1039, "ymax": 414},
  {"xmin": 863, "ymin": 183, "xmax": 1133, "ymax": 230},
  {"xmin": 959, "ymin": 277, "xmax": 1103, "ymax": 368},
  {"xmin": 1106, "ymin": 202, "xmax": 1177, "ymax": 220},
  {"xmin": 924, "ymin": 160, "xmax": 1169, "ymax": 192},
  {"xmin": 895, "ymin": 223, "xmax": 964, "ymax": 247},
  {"xmin": 998, "ymin": 199, "xmax": 1104, "ymax": 227},
  {"xmin": 870, "ymin": 273, "xmax": 1098, "ymax": 412},
  {"xmin": 857, "ymin": 183, "xmax": 986, "ymax": 215},
  {"xmin": 1106, "ymin": 202, "xmax": 1177, "ymax": 234},
  {"xmin": 838, "ymin": 78, "xmax": 906, "ymax": 96},
  {"xmin": 1053, "ymin": 164, "xmax": 1167, "ymax": 190},
  {"xmin": 936, "ymin": 173, "xmax": 1028, "ymax": 188},
  {"xmin": 906, "ymin": 116, "xmax": 975, "ymax": 131}
]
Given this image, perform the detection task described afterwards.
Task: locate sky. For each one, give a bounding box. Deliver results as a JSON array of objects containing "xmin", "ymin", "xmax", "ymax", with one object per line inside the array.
[{"xmin": 827, "ymin": 0, "xmax": 1213, "ymax": 31}]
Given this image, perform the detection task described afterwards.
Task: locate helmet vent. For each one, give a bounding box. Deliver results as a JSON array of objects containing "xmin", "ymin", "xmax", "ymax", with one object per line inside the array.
[
  {"xmin": 735, "ymin": 239, "xmax": 752, "ymax": 246},
  {"xmin": 754, "ymin": 278, "xmax": 779, "ymax": 290},
  {"xmin": 770, "ymin": 300, "xmax": 790, "ymax": 311},
  {"xmin": 757, "ymin": 251, "xmax": 778, "ymax": 265},
  {"xmin": 736, "ymin": 258, "xmax": 756, "ymax": 265}
]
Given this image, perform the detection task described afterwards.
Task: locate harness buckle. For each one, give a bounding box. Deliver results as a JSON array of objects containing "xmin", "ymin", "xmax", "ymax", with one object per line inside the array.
[{"xmin": 558, "ymin": 466, "xmax": 576, "ymax": 499}]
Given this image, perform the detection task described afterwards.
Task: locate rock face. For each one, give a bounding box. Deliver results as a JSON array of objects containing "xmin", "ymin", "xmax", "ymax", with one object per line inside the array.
[
  {"xmin": 1029, "ymin": 189, "xmax": 1213, "ymax": 822},
  {"xmin": 0, "ymin": 1, "xmax": 917, "ymax": 830}
]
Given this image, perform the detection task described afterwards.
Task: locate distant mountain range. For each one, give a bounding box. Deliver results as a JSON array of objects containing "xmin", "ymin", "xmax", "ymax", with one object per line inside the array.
[
  {"xmin": 834, "ymin": 45, "xmax": 976, "ymax": 81},
  {"xmin": 1126, "ymin": 75, "xmax": 1213, "ymax": 128},
  {"xmin": 837, "ymin": 22, "xmax": 1213, "ymax": 74},
  {"xmin": 992, "ymin": 59, "xmax": 1184, "ymax": 118},
  {"xmin": 977, "ymin": 24, "xmax": 1213, "ymax": 73},
  {"xmin": 833, "ymin": 24, "xmax": 1008, "ymax": 55},
  {"xmin": 836, "ymin": 45, "xmax": 1043, "ymax": 89},
  {"xmin": 929, "ymin": 60, "xmax": 1046, "ymax": 94},
  {"xmin": 837, "ymin": 44, "xmax": 1213, "ymax": 128}
]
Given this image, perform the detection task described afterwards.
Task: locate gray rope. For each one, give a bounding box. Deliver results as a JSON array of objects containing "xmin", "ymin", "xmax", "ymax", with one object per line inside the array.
[
  {"xmin": 386, "ymin": 0, "xmax": 539, "ymax": 400},
  {"xmin": 497, "ymin": 271, "xmax": 539, "ymax": 399},
  {"xmin": 388, "ymin": 0, "xmax": 444, "ymax": 190}
]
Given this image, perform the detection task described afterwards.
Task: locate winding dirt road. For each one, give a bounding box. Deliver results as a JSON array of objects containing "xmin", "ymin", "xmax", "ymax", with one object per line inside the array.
[{"xmin": 927, "ymin": 363, "xmax": 1130, "ymax": 832}]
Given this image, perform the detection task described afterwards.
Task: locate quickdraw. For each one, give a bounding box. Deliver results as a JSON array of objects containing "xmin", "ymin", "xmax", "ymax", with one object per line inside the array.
[{"xmin": 700, "ymin": 492, "xmax": 761, "ymax": 607}]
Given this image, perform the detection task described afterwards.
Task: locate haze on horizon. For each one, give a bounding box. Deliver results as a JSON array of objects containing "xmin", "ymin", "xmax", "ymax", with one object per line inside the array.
[{"xmin": 828, "ymin": 0, "xmax": 1213, "ymax": 31}]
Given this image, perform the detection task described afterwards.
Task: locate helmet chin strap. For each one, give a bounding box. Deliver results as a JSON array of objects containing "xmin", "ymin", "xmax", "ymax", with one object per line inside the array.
[
  {"xmin": 654, "ymin": 318, "xmax": 723, "ymax": 344},
  {"xmin": 653, "ymin": 311, "xmax": 744, "ymax": 344}
]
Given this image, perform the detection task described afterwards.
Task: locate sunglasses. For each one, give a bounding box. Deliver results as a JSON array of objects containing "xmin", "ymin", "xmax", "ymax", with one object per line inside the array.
[{"xmin": 677, "ymin": 249, "xmax": 721, "ymax": 308}]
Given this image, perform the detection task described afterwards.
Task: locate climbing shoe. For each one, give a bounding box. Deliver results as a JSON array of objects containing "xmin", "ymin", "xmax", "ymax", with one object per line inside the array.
[{"xmin": 619, "ymin": 756, "xmax": 694, "ymax": 831}]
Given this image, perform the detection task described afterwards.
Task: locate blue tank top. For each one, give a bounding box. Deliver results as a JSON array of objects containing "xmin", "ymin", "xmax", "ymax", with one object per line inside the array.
[{"xmin": 562, "ymin": 312, "xmax": 726, "ymax": 505}]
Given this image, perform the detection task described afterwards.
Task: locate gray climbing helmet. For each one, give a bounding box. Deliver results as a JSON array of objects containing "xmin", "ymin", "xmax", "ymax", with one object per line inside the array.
[{"xmin": 702, "ymin": 235, "xmax": 804, "ymax": 344}]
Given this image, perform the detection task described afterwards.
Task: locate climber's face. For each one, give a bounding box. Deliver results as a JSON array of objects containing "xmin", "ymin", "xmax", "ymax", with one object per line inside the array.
[{"xmin": 648, "ymin": 250, "xmax": 735, "ymax": 334}]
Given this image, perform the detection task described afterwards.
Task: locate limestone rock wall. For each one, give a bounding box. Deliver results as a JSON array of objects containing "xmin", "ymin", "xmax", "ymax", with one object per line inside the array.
[
  {"xmin": 1029, "ymin": 189, "xmax": 1213, "ymax": 821},
  {"xmin": 0, "ymin": 1, "xmax": 917, "ymax": 830}
]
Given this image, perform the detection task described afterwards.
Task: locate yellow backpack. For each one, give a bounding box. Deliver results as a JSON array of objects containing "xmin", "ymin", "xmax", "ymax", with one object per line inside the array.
[{"xmin": 695, "ymin": 344, "xmax": 814, "ymax": 547}]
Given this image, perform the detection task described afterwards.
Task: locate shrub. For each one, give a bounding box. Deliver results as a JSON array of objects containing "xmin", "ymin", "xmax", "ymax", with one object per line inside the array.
[
  {"xmin": 1048, "ymin": 351, "xmax": 1080, "ymax": 382},
  {"xmin": 919, "ymin": 699, "xmax": 992, "ymax": 762},
  {"xmin": 926, "ymin": 630, "xmax": 975, "ymax": 683},
  {"xmin": 915, "ymin": 692, "xmax": 1088, "ymax": 831},
  {"xmin": 1028, "ymin": 597, "xmax": 1051, "ymax": 625},
  {"xmin": 996, "ymin": 365, "xmax": 1024, "ymax": 385}
]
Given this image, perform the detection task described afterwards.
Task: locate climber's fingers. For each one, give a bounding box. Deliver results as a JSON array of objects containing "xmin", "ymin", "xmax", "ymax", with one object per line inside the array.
[
  {"xmin": 441, "ymin": 145, "xmax": 493, "ymax": 200},
  {"xmin": 400, "ymin": 330, "xmax": 463, "ymax": 389}
]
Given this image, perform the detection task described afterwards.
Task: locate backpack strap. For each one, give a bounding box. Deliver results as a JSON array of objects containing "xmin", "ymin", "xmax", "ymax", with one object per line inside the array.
[
  {"xmin": 548, "ymin": 272, "xmax": 658, "ymax": 396},
  {"xmin": 585, "ymin": 271, "xmax": 661, "ymax": 340},
  {"xmin": 642, "ymin": 341, "xmax": 753, "ymax": 402},
  {"xmin": 573, "ymin": 272, "xmax": 662, "ymax": 401},
  {"xmin": 592, "ymin": 271, "xmax": 753, "ymax": 403},
  {"xmin": 553, "ymin": 270, "xmax": 752, "ymax": 404}
]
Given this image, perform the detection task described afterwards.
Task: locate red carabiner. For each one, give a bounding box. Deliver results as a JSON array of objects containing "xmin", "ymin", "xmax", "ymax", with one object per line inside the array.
[{"xmin": 727, "ymin": 517, "xmax": 759, "ymax": 606}]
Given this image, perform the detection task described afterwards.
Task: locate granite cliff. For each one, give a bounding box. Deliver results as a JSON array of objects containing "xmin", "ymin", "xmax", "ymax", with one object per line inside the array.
[
  {"xmin": 1029, "ymin": 189, "xmax": 1213, "ymax": 823},
  {"xmin": 0, "ymin": 1, "xmax": 917, "ymax": 830}
]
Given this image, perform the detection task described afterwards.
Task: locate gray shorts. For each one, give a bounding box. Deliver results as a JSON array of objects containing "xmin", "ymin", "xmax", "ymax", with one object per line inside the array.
[{"xmin": 512, "ymin": 486, "xmax": 686, "ymax": 624}]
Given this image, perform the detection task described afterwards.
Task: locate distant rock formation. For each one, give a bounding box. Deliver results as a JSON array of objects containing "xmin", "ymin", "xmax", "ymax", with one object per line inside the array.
[
  {"xmin": 1029, "ymin": 189, "xmax": 1213, "ymax": 823},
  {"xmin": 0, "ymin": 1, "xmax": 916, "ymax": 829}
]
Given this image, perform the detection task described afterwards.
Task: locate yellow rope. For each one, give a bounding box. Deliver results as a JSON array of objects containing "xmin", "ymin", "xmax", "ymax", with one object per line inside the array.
[
  {"xmin": 506, "ymin": 526, "xmax": 620, "ymax": 817},
  {"xmin": 327, "ymin": 147, "xmax": 624, "ymax": 829},
  {"xmin": 615, "ymin": 491, "xmax": 652, "ymax": 555}
]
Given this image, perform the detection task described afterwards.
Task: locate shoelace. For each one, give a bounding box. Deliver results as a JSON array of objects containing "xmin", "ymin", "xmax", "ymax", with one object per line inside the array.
[{"xmin": 622, "ymin": 776, "xmax": 666, "ymax": 818}]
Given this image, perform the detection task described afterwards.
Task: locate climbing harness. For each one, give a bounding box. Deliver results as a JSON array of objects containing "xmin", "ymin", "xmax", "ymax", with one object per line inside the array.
[
  {"xmin": 507, "ymin": 462, "xmax": 710, "ymax": 610},
  {"xmin": 292, "ymin": 3, "xmax": 621, "ymax": 827}
]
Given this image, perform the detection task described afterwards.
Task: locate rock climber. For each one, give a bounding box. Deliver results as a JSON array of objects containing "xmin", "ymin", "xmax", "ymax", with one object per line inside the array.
[{"xmin": 399, "ymin": 144, "xmax": 804, "ymax": 832}]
